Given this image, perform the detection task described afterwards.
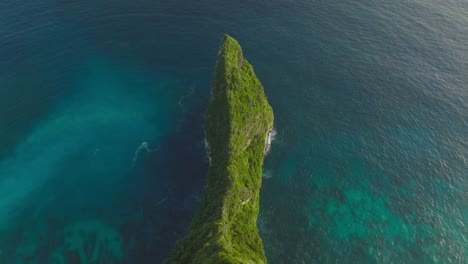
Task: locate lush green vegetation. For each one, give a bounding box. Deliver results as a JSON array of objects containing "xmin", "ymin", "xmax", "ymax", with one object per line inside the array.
[{"xmin": 164, "ymin": 35, "xmax": 274, "ymax": 264}]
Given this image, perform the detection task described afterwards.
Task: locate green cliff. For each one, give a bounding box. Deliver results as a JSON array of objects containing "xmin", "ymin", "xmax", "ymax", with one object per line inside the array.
[{"xmin": 164, "ymin": 35, "xmax": 274, "ymax": 264}]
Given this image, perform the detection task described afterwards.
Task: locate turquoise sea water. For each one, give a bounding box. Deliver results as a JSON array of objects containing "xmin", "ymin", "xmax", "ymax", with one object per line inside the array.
[{"xmin": 0, "ymin": 0, "xmax": 467, "ymax": 263}]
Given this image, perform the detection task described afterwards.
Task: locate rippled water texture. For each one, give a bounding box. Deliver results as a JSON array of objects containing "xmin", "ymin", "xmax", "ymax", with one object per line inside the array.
[{"xmin": 0, "ymin": 0, "xmax": 467, "ymax": 263}]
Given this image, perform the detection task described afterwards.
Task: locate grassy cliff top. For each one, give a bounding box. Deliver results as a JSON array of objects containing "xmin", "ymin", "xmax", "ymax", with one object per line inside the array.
[{"xmin": 164, "ymin": 34, "xmax": 273, "ymax": 264}]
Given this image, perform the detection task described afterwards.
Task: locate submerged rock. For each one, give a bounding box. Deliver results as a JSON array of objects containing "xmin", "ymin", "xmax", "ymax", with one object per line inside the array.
[{"xmin": 50, "ymin": 219, "xmax": 123, "ymax": 264}]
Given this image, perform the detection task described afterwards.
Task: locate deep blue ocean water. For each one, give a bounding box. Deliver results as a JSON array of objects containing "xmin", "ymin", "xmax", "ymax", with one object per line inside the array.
[{"xmin": 0, "ymin": 0, "xmax": 467, "ymax": 263}]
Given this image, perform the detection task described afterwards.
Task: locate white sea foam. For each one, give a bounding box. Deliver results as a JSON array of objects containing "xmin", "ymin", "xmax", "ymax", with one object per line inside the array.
[
  {"xmin": 177, "ymin": 84, "xmax": 196, "ymax": 109},
  {"xmin": 265, "ymin": 127, "xmax": 277, "ymax": 155},
  {"xmin": 132, "ymin": 141, "xmax": 158, "ymax": 167},
  {"xmin": 204, "ymin": 137, "xmax": 212, "ymax": 165},
  {"xmin": 262, "ymin": 170, "xmax": 273, "ymax": 179}
]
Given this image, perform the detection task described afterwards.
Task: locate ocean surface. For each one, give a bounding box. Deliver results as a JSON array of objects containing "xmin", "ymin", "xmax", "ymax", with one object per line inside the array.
[{"xmin": 0, "ymin": 0, "xmax": 467, "ymax": 263}]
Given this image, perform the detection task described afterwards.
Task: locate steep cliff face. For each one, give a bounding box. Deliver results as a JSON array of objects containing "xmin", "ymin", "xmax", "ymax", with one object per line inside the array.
[{"xmin": 164, "ymin": 35, "xmax": 274, "ymax": 264}]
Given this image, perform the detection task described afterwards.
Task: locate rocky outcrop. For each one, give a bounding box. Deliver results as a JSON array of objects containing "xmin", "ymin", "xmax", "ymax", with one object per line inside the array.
[{"xmin": 164, "ymin": 35, "xmax": 274, "ymax": 264}]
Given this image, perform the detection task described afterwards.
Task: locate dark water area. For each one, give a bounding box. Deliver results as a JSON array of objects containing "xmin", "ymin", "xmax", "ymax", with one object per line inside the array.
[{"xmin": 0, "ymin": 0, "xmax": 467, "ymax": 263}]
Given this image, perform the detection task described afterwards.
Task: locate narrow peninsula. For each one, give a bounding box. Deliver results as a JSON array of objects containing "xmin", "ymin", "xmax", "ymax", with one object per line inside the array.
[{"xmin": 164, "ymin": 35, "xmax": 274, "ymax": 264}]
